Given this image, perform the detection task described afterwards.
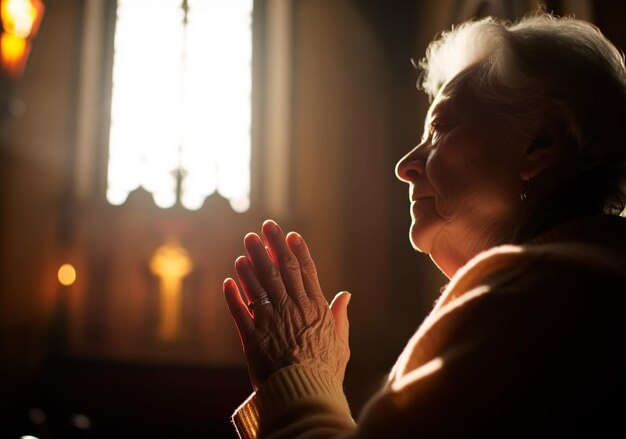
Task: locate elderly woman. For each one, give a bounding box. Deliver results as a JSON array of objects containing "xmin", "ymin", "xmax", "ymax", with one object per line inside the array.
[{"xmin": 224, "ymin": 13, "xmax": 626, "ymax": 438}]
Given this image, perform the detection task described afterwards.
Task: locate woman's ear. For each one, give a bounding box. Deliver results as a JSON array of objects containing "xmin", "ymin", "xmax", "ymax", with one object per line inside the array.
[{"xmin": 520, "ymin": 121, "xmax": 568, "ymax": 180}]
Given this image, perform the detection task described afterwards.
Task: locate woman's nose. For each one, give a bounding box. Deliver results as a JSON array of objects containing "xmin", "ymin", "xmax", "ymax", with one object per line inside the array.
[{"xmin": 395, "ymin": 144, "xmax": 428, "ymax": 183}]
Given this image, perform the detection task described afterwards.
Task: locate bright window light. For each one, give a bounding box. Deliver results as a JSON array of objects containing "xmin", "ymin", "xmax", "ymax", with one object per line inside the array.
[{"xmin": 107, "ymin": 0, "xmax": 252, "ymax": 212}]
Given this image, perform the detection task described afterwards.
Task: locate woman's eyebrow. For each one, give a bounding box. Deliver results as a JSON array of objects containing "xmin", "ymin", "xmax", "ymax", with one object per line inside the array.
[
  {"xmin": 428, "ymin": 94, "xmax": 454, "ymax": 117},
  {"xmin": 427, "ymin": 103, "xmax": 452, "ymax": 127}
]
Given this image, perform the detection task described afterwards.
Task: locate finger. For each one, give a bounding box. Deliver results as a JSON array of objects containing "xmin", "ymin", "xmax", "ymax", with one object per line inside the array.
[
  {"xmin": 223, "ymin": 277, "xmax": 254, "ymax": 338},
  {"xmin": 286, "ymin": 231, "xmax": 325, "ymax": 303},
  {"xmin": 243, "ymin": 232, "xmax": 287, "ymax": 304},
  {"xmin": 330, "ymin": 291, "xmax": 351, "ymax": 344},
  {"xmin": 235, "ymin": 256, "xmax": 275, "ymax": 320},
  {"xmin": 262, "ymin": 220, "xmax": 308, "ymax": 304},
  {"xmin": 235, "ymin": 255, "xmax": 268, "ymax": 303}
]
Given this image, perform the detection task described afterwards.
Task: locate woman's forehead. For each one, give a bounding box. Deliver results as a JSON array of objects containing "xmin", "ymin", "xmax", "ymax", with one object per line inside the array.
[
  {"xmin": 426, "ymin": 92, "xmax": 457, "ymax": 124},
  {"xmin": 427, "ymin": 75, "xmax": 485, "ymax": 123},
  {"xmin": 429, "ymin": 95, "xmax": 452, "ymax": 117}
]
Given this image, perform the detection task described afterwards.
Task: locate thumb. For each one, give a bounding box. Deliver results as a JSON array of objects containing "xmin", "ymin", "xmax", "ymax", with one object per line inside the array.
[{"xmin": 330, "ymin": 291, "xmax": 351, "ymax": 343}]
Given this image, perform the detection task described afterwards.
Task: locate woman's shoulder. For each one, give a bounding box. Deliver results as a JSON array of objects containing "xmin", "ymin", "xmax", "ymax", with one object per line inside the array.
[
  {"xmin": 440, "ymin": 217, "xmax": 626, "ymax": 311},
  {"xmin": 470, "ymin": 240, "xmax": 623, "ymax": 293},
  {"xmin": 487, "ymin": 214, "xmax": 623, "ymax": 278}
]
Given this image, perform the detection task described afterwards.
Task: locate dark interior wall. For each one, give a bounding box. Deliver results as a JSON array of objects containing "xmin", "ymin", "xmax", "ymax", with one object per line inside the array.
[
  {"xmin": 0, "ymin": 0, "xmax": 85, "ymax": 420},
  {"xmin": 593, "ymin": 0, "xmax": 626, "ymax": 53}
]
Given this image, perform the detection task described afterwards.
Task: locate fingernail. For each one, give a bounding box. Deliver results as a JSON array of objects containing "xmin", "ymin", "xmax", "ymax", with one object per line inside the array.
[
  {"xmin": 264, "ymin": 219, "xmax": 278, "ymax": 233},
  {"xmin": 291, "ymin": 232, "xmax": 303, "ymax": 245}
]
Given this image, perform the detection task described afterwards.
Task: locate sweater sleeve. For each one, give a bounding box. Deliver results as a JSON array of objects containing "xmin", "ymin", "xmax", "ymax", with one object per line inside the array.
[{"xmin": 232, "ymin": 364, "xmax": 356, "ymax": 439}]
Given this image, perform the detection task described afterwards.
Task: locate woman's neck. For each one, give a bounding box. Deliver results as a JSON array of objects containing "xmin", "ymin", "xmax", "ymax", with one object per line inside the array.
[{"xmin": 430, "ymin": 218, "xmax": 517, "ymax": 278}]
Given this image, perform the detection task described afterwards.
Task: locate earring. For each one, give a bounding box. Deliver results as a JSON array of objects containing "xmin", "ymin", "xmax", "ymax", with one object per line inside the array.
[{"xmin": 519, "ymin": 178, "xmax": 530, "ymax": 201}]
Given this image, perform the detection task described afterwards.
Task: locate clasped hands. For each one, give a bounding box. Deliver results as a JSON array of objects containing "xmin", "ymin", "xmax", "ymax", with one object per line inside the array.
[{"xmin": 224, "ymin": 220, "xmax": 351, "ymax": 391}]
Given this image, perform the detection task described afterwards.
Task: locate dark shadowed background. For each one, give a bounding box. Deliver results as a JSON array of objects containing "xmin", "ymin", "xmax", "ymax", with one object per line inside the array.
[{"xmin": 1, "ymin": 0, "xmax": 625, "ymax": 437}]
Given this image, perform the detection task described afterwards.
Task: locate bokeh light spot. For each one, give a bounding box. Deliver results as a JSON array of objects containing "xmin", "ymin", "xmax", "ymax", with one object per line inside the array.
[{"xmin": 57, "ymin": 263, "xmax": 76, "ymax": 286}]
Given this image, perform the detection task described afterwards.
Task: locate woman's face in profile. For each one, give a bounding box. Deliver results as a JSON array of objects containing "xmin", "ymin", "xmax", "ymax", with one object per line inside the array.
[{"xmin": 396, "ymin": 80, "xmax": 526, "ymax": 264}]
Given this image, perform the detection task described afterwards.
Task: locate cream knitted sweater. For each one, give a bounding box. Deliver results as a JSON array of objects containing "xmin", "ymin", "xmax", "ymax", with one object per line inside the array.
[{"xmin": 232, "ymin": 216, "xmax": 626, "ymax": 438}]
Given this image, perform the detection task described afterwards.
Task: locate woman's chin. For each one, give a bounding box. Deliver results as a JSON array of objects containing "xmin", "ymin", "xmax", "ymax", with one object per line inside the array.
[
  {"xmin": 409, "ymin": 219, "xmax": 441, "ymax": 254},
  {"xmin": 409, "ymin": 197, "xmax": 446, "ymax": 253}
]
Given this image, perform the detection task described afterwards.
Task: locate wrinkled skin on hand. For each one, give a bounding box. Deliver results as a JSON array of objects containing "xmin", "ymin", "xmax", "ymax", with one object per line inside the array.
[{"xmin": 224, "ymin": 220, "xmax": 351, "ymax": 391}]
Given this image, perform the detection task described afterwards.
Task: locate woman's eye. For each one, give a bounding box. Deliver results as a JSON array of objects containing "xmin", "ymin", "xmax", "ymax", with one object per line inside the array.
[
  {"xmin": 430, "ymin": 118, "xmax": 455, "ymax": 142},
  {"xmin": 430, "ymin": 124, "xmax": 445, "ymax": 141},
  {"xmin": 431, "ymin": 121, "xmax": 446, "ymax": 132},
  {"xmin": 421, "ymin": 119, "xmax": 451, "ymax": 144}
]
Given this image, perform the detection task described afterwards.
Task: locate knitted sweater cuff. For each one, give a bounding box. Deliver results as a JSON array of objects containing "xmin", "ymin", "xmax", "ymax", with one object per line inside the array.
[{"xmin": 232, "ymin": 364, "xmax": 352, "ymax": 439}]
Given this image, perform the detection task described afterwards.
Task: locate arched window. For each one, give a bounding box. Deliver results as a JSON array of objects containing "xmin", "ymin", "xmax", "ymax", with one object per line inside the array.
[
  {"xmin": 107, "ymin": 0, "xmax": 252, "ymax": 212},
  {"xmin": 69, "ymin": 0, "xmax": 294, "ymax": 364}
]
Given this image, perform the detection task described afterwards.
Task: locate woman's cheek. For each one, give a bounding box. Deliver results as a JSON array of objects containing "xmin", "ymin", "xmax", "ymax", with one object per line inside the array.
[
  {"xmin": 426, "ymin": 156, "xmax": 457, "ymax": 218},
  {"xmin": 429, "ymin": 145, "xmax": 461, "ymax": 189}
]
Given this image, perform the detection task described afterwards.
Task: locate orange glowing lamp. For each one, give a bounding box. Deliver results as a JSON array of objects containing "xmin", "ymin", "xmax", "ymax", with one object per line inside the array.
[
  {"xmin": 58, "ymin": 263, "xmax": 77, "ymax": 286},
  {"xmin": 149, "ymin": 243, "xmax": 193, "ymax": 342},
  {"xmin": 0, "ymin": 0, "xmax": 45, "ymax": 79}
]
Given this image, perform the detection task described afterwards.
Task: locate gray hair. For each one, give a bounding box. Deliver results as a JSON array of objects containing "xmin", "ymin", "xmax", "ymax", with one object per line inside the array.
[{"xmin": 419, "ymin": 13, "xmax": 626, "ymax": 216}]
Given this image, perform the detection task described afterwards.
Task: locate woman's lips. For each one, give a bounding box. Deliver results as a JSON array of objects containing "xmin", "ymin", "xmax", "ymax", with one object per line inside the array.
[
  {"xmin": 411, "ymin": 197, "xmax": 434, "ymax": 211},
  {"xmin": 411, "ymin": 196, "xmax": 440, "ymax": 218},
  {"xmin": 412, "ymin": 195, "xmax": 435, "ymax": 203}
]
